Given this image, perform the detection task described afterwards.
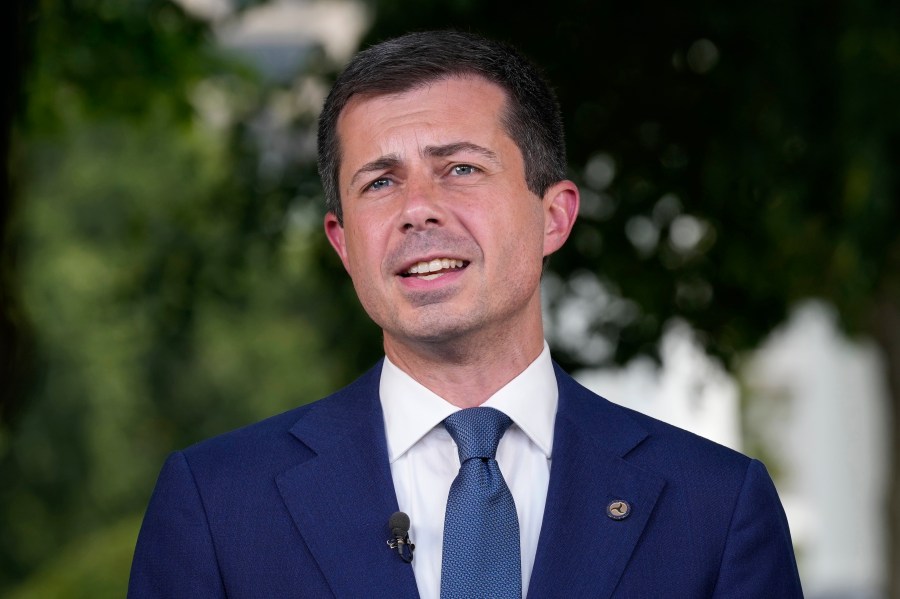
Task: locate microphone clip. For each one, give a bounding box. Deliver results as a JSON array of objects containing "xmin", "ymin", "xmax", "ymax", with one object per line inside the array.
[{"xmin": 386, "ymin": 534, "xmax": 415, "ymax": 563}]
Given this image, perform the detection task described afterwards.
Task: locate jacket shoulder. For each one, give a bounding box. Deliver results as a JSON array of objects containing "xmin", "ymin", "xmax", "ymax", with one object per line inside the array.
[
  {"xmin": 555, "ymin": 364, "xmax": 753, "ymax": 479},
  {"xmin": 178, "ymin": 362, "xmax": 383, "ymax": 479}
]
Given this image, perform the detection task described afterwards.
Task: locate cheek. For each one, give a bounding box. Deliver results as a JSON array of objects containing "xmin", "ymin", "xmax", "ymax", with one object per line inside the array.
[
  {"xmin": 503, "ymin": 203, "xmax": 546, "ymax": 252},
  {"xmin": 344, "ymin": 223, "xmax": 371, "ymax": 277},
  {"xmin": 466, "ymin": 203, "xmax": 542, "ymax": 268},
  {"xmin": 343, "ymin": 225, "xmax": 382, "ymax": 279}
]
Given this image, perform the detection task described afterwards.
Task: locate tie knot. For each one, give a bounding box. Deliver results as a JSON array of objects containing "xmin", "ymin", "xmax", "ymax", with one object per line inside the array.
[{"xmin": 443, "ymin": 407, "xmax": 512, "ymax": 462}]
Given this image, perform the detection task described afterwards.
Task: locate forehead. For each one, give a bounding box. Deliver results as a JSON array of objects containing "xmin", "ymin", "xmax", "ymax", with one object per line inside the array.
[
  {"xmin": 341, "ymin": 74, "xmax": 509, "ymax": 124},
  {"xmin": 335, "ymin": 76, "xmax": 512, "ymax": 165}
]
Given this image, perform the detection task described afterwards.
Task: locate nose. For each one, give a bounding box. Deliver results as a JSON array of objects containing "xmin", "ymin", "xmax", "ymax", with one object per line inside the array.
[{"xmin": 399, "ymin": 175, "xmax": 444, "ymax": 232}]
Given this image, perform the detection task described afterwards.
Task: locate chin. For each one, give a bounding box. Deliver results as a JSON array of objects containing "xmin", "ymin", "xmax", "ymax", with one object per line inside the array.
[{"xmin": 388, "ymin": 313, "xmax": 482, "ymax": 348}]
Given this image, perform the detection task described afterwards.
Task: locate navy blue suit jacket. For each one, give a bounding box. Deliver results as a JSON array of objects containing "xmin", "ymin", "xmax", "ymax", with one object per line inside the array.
[{"xmin": 128, "ymin": 362, "xmax": 803, "ymax": 598}]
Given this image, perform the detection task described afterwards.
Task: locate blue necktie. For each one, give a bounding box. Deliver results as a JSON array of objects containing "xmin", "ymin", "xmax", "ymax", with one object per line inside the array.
[{"xmin": 440, "ymin": 407, "xmax": 522, "ymax": 599}]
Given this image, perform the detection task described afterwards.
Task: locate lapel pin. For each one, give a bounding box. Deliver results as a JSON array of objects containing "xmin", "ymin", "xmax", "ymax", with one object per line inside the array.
[{"xmin": 606, "ymin": 499, "xmax": 631, "ymax": 520}]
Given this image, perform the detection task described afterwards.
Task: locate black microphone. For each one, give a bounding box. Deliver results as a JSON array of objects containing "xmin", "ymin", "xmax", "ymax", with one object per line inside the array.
[{"xmin": 387, "ymin": 511, "xmax": 415, "ymax": 563}]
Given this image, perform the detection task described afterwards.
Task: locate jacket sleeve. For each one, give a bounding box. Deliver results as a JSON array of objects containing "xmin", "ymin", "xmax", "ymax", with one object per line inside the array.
[
  {"xmin": 128, "ymin": 451, "xmax": 227, "ymax": 599},
  {"xmin": 712, "ymin": 459, "xmax": 804, "ymax": 597}
]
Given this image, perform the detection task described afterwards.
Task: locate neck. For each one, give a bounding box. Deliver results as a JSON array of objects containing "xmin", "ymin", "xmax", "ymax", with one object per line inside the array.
[{"xmin": 384, "ymin": 326, "xmax": 545, "ymax": 408}]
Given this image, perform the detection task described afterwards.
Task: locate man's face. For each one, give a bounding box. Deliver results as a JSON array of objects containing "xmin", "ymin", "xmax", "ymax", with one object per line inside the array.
[{"xmin": 324, "ymin": 76, "xmax": 576, "ymax": 354}]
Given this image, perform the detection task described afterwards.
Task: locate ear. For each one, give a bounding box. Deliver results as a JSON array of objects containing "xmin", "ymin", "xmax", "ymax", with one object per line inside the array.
[
  {"xmin": 324, "ymin": 212, "xmax": 351, "ymax": 272},
  {"xmin": 541, "ymin": 180, "xmax": 579, "ymax": 257}
]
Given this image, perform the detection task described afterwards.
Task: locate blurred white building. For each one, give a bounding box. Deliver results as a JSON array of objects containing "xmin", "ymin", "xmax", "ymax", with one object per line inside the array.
[
  {"xmin": 745, "ymin": 302, "xmax": 888, "ymax": 599},
  {"xmin": 576, "ymin": 321, "xmax": 742, "ymax": 451},
  {"xmin": 576, "ymin": 302, "xmax": 888, "ymax": 599}
]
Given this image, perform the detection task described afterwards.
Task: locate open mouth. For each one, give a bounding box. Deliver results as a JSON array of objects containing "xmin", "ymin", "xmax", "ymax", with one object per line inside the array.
[{"xmin": 399, "ymin": 258, "xmax": 469, "ymax": 281}]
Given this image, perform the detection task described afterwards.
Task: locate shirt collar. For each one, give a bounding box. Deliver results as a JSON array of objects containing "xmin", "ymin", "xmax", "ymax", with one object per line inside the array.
[{"xmin": 379, "ymin": 342, "xmax": 558, "ymax": 463}]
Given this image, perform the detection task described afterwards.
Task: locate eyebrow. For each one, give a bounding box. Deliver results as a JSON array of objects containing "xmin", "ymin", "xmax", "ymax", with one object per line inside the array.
[
  {"xmin": 348, "ymin": 142, "xmax": 501, "ymax": 188},
  {"xmin": 349, "ymin": 154, "xmax": 402, "ymax": 188},
  {"xmin": 424, "ymin": 142, "xmax": 500, "ymax": 164}
]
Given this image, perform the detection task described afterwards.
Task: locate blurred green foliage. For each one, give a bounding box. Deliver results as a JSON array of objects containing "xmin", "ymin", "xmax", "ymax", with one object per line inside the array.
[
  {"xmin": 1, "ymin": 0, "xmax": 367, "ymax": 594},
  {"xmin": 4, "ymin": 517, "xmax": 141, "ymax": 599},
  {"xmin": 2, "ymin": 0, "xmax": 900, "ymax": 596}
]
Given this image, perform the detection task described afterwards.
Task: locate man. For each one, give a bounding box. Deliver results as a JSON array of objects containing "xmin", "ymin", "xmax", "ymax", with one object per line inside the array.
[{"xmin": 129, "ymin": 31, "xmax": 803, "ymax": 598}]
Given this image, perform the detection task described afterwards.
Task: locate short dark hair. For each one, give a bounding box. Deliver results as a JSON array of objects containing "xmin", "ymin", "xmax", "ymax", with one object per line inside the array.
[{"xmin": 317, "ymin": 30, "xmax": 567, "ymax": 224}]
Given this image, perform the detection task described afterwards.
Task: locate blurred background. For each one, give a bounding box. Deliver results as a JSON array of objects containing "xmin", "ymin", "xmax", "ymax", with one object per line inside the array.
[{"xmin": 1, "ymin": 0, "xmax": 898, "ymax": 597}]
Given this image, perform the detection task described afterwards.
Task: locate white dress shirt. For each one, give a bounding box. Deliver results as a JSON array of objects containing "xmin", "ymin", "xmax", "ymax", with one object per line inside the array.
[{"xmin": 380, "ymin": 343, "xmax": 558, "ymax": 599}]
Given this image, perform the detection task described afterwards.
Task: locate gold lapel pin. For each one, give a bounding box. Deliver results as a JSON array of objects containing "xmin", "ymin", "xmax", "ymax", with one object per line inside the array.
[{"xmin": 606, "ymin": 500, "xmax": 631, "ymax": 520}]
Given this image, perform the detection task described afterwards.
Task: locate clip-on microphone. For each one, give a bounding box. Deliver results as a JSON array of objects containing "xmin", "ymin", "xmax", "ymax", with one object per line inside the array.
[{"xmin": 387, "ymin": 511, "xmax": 415, "ymax": 563}]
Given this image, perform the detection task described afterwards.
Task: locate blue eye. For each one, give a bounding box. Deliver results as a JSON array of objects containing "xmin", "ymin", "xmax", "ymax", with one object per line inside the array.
[
  {"xmin": 451, "ymin": 165, "xmax": 477, "ymax": 176},
  {"xmin": 369, "ymin": 178, "xmax": 392, "ymax": 191}
]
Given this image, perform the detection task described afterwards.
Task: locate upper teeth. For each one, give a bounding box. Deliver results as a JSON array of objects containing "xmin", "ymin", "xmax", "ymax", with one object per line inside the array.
[{"xmin": 407, "ymin": 258, "xmax": 464, "ymax": 274}]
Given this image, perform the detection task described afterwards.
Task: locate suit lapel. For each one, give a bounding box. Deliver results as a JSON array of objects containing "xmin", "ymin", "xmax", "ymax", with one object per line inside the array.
[
  {"xmin": 275, "ymin": 364, "xmax": 420, "ymax": 599},
  {"xmin": 527, "ymin": 366, "xmax": 666, "ymax": 599}
]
